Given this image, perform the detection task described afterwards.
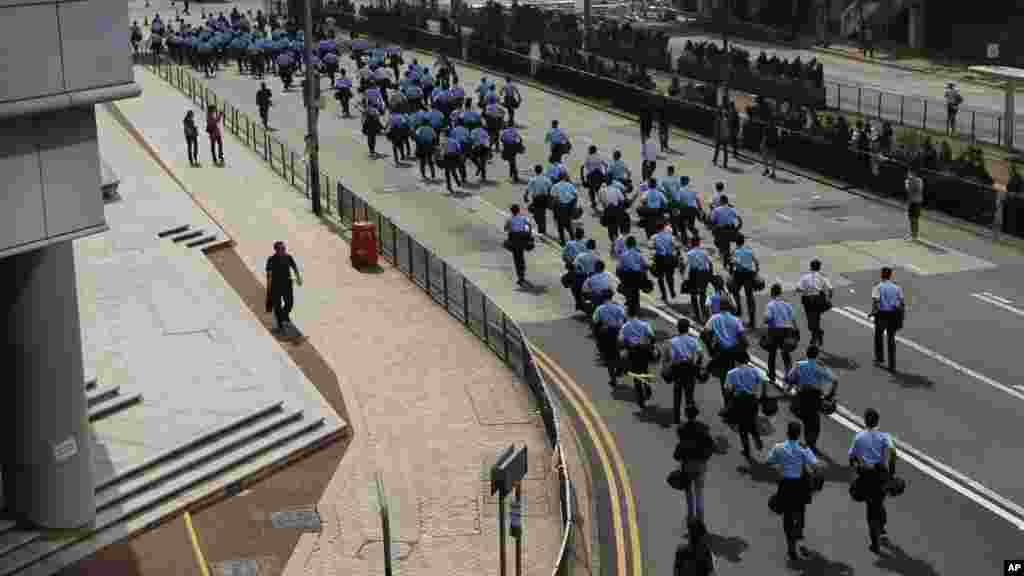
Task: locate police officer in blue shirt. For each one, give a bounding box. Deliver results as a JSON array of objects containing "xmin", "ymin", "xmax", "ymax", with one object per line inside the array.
[
  {"xmin": 552, "ymin": 175, "xmax": 579, "ymax": 246},
  {"xmin": 524, "ymin": 165, "xmax": 552, "ymax": 236},
  {"xmin": 662, "ymin": 318, "xmax": 704, "ymax": 421},
  {"xmin": 545, "ymin": 120, "xmax": 570, "ymax": 163},
  {"xmin": 704, "ymin": 301, "xmax": 746, "ymax": 399},
  {"xmin": 469, "ymin": 125, "xmax": 491, "ymax": 181},
  {"xmin": 334, "ymin": 70, "xmax": 353, "ymax": 117},
  {"xmin": 450, "ymin": 121, "xmax": 470, "ymax": 182},
  {"xmin": 729, "ymin": 233, "xmax": 760, "ymax": 328},
  {"xmin": 652, "ymin": 220, "xmax": 678, "ymax": 302},
  {"xmin": 573, "ymin": 239, "xmax": 600, "ymax": 312},
  {"xmin": 547, "ymin": 160, "xmax": 568, "ymax": 183},
  {"xmin": 871, "ymin": 267, "xmax": 905, "ymax": 370},
  {"xmin": 724, "ymin": 350, "xmax": 766, "ymax": 458},
  {"xmin": 709, "ymin": 195, "xmax": 742, "ymax": 268},
  {"xmin": 763, "ymin": 283, "xmax": 799, "ymax": 385},
  {"xmin": 658, "ymin": 165, "xmax": 682, "ymax": 205},
  {"xmin": 414, "ymin": 122, "xmax": 437, "ymax": 180},
  {"xmin": 616, "ymin": 236, "xmax": 649, "ymax": 317},
  {"xmin": 638, "ymin": 178, "xmax": 668, "ymax": 239},
  {"xmin": 386, "ymin": 111, "xmax": 409, "ymax": 166},
  {"xmin": 504, "ymin": 204, "xmax": 533, "ymax": 286},
  {"xmin": 500, "ymin": 124, "xmax": 524, "ymax": 183},
  {"xmin": 849, "ymin": 408, "xmax": 897, "ymax": 553},
  {"xmin": 784, "ymin": 345, "xmax": 838, "ymax": 454},
  {"xmin": 441, "ymin": 133, "xmax": 464, "ymax": 193},
  {"xmin": 582, "ymin": 260, "xmax": 615, "ymax": 309},
  {"xmin": 484, "ymin": 101, "xmax": 504, "ymax": 151},
  {"xmin": 593, "ymin": 298, "xmax": 628, "ymax": 388},
  {"xmin": 501, "ymin": 76, "xmax": 522, "ymax": 126},
  {"xmin": 450, "ymin": 81, "xmax": 467, "ymax": 110},
  {"xmin": 684, "ymin": 237, "xmax": 714, "ymax": 323},
  {"xmin": 618, "ymin": 312, "xmax": 659, "ymax": 408},
  {"xmin": 607, "ymin": 150, "xmax": 631, "ymax": 189},
  {"xmin": 765, "ymin": 421, "xmax": 820, "ymax": 561}
]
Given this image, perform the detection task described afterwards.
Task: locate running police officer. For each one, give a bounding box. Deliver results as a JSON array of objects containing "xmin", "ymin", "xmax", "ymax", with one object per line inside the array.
[
  {"xmin": 582, "ymin": 260, "xmax": 616, "ymax": 310},
  {"xmin": 500, "ymin": 123, "xmax": 524, "ymax": 183},
  {"xmin": 763, "ymin": 283, "xmax": 799, "ymax": 386},
  {"xmin": 583, "ymin": 145, "xmax": 607, "ymax": 211},
  {"xmin": 784, "ymin": 345, "xmax": 838, "ymax": 454},
  {"xmin": 504, "ymin": 204, "xmax": 533, "ymax": 286},
  {"xmin": 849, "ymin": 407, "xmax": 897, "ymax": 554},
  {"xmin": 684, "ymin": 237, "xmax": 714, "ymax": 323},
  {"xmin": 552, "ymin": 173, "xmax": 579, "ymax": 246},
  {"xmin": 593, "ymin": 298, "xmax": 628, "ymax": 388},
  {"xmin": 616, "ymin": 236, "xmax": 649, "ymax": 317},
  {"xmin": 704, "ymin": 301, "xmax": 746, "ymax": 402},
  {"xmin": 765, "ymin": 421, "xmax": 820, "ymax": 561},
  {"xmin": 871, "ymin": 267, "xmax": 905, "ymax": 371},
  {"xmin": 662, "ymin": 318, "xmax": 704, "ymax": 421},
  {"xmin": 572, "ymin": 239, "xmax": 600, "ymax": 312},
  {"xmin": 723, "ymin": 350, "xmax": 766, "ymax": 459},
  {"xmin": 619, "ymin": 311, "xmax": 658, "ymax": 408},
  {"xmin": 796, "ymin": 259, "xmax": 833, "ymax": 348},
  {"xmin": 524, "ymin": 165, "xmax": 552, "ymax": 236},
  {"xmin": 729, "ymin": 233, "xmax": 760, "ymax": 328},
  {"xmin": 708, "ymin": 195, "xmax": 742, "ymax": 268},
  {"xmin": 652, "ymin": 220, "xmax": 678, "ymax": 302},
  {"xmin": 602, "ymin": 178, "xmax": 629, "ymax": 244}
]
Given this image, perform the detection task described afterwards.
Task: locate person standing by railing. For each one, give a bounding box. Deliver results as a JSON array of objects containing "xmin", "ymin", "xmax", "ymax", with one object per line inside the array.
[{"xmin": 904, "ymin": 168, "xmax": 924, "ymax": 241}]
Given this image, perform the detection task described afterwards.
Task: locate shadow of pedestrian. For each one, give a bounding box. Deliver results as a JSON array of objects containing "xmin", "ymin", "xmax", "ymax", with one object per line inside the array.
[
  {"xmin": 817, "ymin": 351, "xmax": 860, "ymax": 371},
  {"xmin": 814, "ymin": 451, "xmax": 854, "ymax": 485},
  {"xmin": 515, "ymin": 282, "xmax": 548, "ymax": 295},
  {"xmin": 723, "ymin": 166, "xmax": 745, "ymax": 175},
  {"xmin": 873, "ymin": 541, "xmax": 942, "ymax": 576},
  {"xmin": 736, "ymin": 459, "xmax": 778, "ymax": 484},
  {"xmin": 611, "ymin": 386, "xmax": 643, "ymax": 405},
  {"xmin": 887, "ymin": 369, "xmax": 936, "ymax": 390},
  {"xmin": 634, "ymin": 405, "xmax": 678, "ymax": 428},
  {"xmin": 705, "ymin": 533, "xmax": 750, "ymax": 563},
  {"xmin": 791, "ymin": 547, "xmax": 855, "ymax": 575}
]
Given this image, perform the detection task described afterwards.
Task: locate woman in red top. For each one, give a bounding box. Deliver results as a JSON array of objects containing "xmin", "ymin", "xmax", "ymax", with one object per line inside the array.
[{"xmin": 205, "ymin": 104, "xmax": 224, "ymax": 165}]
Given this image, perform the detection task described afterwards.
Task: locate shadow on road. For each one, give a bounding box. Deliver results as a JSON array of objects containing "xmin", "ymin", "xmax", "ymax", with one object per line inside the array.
[
  {"xmin": 887, "ymin": 369, "xmax": 937, "ymax": 389},
  {"xmin": 874, "ymin": 541, "xmax": 942, "ymax": 576},
  {"xmin": 705, "ymin": 532, "xmax": 750, "ymax": 563},
  {"xmin": 792, "ymin": 546, "xmax": 855, "ymax": 575}
]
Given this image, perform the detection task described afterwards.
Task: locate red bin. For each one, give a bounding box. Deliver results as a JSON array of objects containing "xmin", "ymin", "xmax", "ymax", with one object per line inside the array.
[{"xmin": 351, "ymin": 221, "xmax": 378, "ymax": 268}]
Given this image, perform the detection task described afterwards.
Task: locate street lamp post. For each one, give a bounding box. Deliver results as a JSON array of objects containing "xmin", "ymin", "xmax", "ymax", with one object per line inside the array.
[{"xmin": 304, "ymin": 0, "xmax": 322, "ymax": 216}]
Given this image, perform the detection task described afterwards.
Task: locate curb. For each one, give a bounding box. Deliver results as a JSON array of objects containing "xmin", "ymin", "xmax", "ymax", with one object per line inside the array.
[{"xmin": 396, "ymin": 43, "xmax": 1024, "ymax": 253}]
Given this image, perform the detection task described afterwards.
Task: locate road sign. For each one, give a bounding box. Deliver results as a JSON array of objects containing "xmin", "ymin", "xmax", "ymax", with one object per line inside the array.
[{"xmin": 988, "ymin": 43, "xmax": 1000, "ymax": 59}]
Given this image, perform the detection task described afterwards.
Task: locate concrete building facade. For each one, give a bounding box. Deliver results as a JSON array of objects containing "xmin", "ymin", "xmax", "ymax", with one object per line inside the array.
[{"xmin": 1, "ymin": 0, "xmax": 139, "ymax": 530}]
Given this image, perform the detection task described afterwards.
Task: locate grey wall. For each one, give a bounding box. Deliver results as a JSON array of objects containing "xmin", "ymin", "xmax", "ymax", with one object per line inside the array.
[{"xmin": 0, "ymin": 107, "xmax": 105, "ymax": 254}]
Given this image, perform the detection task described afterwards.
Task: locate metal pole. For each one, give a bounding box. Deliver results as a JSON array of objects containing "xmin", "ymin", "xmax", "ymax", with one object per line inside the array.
[
  {"xmin": 923, "ymin": 99, "xmax": 927, "ymax": 130},
  {"xmin": 499, "ymin": 494, "xmax": 507, "ymax": 576},
  {"xmin": 514, "ymin": 484, "xmax": 523, "ymax": 576},
  {"xmin": 304, "ymin": 0, "xmax": 322, "ymax": 216}
]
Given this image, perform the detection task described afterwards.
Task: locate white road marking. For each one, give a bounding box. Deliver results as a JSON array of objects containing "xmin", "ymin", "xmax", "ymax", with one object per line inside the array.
[
  {"xmin": 834, "ymin": 306, "xmax": 1024, "ymax": 402},
  {"xmin": 904, "ymin": 262, "xmax": 927, "ymax": 274},
  {"xmin": 973, "ymin": 293, "xmax": 1024, "ymax": 318},
  {"xmin": 980, "ymin": 291, "xmax": 1012, "ymax": 304},
  {"xmin": 640, "ymin": 302, "xmax": 1024, "ymax": 531},
  {"xmin": 774, "ymin": 212, "xmax": 793, "ymax": 222}
]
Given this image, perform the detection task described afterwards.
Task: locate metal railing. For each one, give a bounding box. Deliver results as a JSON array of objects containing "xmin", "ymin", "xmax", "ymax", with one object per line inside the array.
[{"xmin": 144, "ymin": 57, "xmax": 576, "ymax": 575}]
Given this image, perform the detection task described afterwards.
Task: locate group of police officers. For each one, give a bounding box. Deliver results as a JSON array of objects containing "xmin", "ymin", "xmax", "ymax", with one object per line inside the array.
[{"xmin": 501, "ymin": 80, "xmax": 909, "ymax": 566}]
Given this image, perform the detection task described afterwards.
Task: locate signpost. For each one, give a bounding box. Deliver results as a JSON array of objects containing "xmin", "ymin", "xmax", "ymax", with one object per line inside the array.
[{"xmin": 491, "ymin": 445, "xmax": 528, "ymax": 576}]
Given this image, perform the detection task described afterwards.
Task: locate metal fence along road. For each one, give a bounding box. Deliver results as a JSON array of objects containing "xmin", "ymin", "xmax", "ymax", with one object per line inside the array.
[
  {"xmin": 143, "ymin": 59, "xmax": 578, "ymax": 575},
  {"xmin": 824, "ymin": 79, "xmax": 1023, "ymax": 151}
]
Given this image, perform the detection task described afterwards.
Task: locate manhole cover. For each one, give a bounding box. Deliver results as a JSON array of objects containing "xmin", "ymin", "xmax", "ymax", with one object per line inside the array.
[{"xmin": 270, "ymin": 507, "xmax": 322, "ymax": 531}]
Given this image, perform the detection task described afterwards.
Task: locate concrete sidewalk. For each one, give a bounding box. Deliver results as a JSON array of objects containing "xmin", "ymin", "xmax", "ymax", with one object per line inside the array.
[{"xmin": 112, "ymin": 65, "xmax": 566, "ymax": 575}]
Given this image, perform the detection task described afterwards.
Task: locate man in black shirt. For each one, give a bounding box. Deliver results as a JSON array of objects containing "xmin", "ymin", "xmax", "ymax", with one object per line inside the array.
[
  {"xmin": 257, "ymin": 82, "xmax": 273, "ymax": 130},
  {"xmin": 266, "ymin": 241, "xmax": 302, "ymax": 333}
]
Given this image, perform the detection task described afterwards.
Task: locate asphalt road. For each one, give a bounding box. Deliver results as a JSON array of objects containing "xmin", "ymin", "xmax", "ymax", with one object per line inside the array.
[{"xmin": 151, "ymin": 39, "xmax": 1024, "ymax": 574}]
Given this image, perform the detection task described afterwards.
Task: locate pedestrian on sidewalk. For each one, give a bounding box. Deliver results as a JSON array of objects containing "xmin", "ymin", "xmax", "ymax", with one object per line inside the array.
[
  {"xmin": 504, "ymin": 204, "xmax": 533, "ymax": 286},
  {"xmin": 673, "ymin": 405, "xmax": 715, "ymax": 526},
  {"xmin": 265, "ymin": 241, "xmax": 303, "ymax": 334},
  {"xmin": 765, "ymin": 421, "xmax": 821, "ymax": 562},
  {"xmin": 849, "ymin": 407, "xmax": 897, "ymax": 554},
  {"xmin": 945, "ymin": 83, "xmax": 962, "ymax": 135},
  {"xmin": 183, "ymin": 110, "xmax": 200, "ymax": 167},
  {"xmin": 904, "ymin": 168, "xmax": 924, "ymax": 241},
  {"xmin": 256, "ymin": 82, "xmax": 273, "ymax": 130},
  {"xmin": 205, "ymin": 104, "xmax": 224, "ymax": 165},
  {"xmin": 712, "ymin": 105, "xmax": 730, "ymax": 169}
]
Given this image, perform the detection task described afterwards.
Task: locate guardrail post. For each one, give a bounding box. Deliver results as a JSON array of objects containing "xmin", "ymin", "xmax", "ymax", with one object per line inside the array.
[
  {"xmin": 836, "ymin": 84, "xmax": 841, "ymax": 111},
  {"xmin": 423, "ymin": 249, "xmax": 431, "ymax": 294},
  {"xmin": 877, "ymin": 92, "xmax": 882, "ymax": 120},
  {"xmin": 857, "ymin": 86, "xmax": 862, "ymax": 114},
  {"xmin": 280, "ymin": 142, "xmax": 286, "ymax": 173},
  {"xmin": 482, "ymin": 292, "xmax": 489, "ymax": 344},
  {"xmin": 392, "ymin": 222, "xmax": 398, "ymax": 255},
  {"xmin": 502, "ymin": 315, "xmax": 510, "ymax": 362},
  {"xmin": 463, "ymin": 277, "xmax": 469, "ymax": 327},
  {"xmin": 442, "ymin": 261, "xmax": 448, "ymax": 310},
  {"xmin": 521, "ymin": 335, "xmax": 529, "ymax": 380},
  {"xmin": 407, "ymin": 235, "xmax": 414, "ymax": 279},
  {"xmin": 900, "ymin": 95, "xmax": 904, "ymax": 125},
  {"xmin": 971, "ymin": 111, "xmax": 976, "ymax": 141},
  {"xmin": 291, "ymin": 151, "xmax": 296, "ymax": 185},
  {"xmin": 378, "ymin": 213, "xmax": 384, "ymax": 252},
  {"xmin": 998, "ymin": 116, "xmax": 1003, "ymax": 146},
  {"xmin": 923, "ymin": 100, "xmax": 928, "ymax": 130}
]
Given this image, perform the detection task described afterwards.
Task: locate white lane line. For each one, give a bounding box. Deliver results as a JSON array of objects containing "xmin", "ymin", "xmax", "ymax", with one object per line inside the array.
[
  {"xmin": 775, "ymin": 212, "xmax": 793, "ymax": 222},
  {"xmin": 973, "ymin": 293, "xmax": 1024, "ymax": 318},
  {"xmin": 904, "ymin": 262, "xmax": 927, "ymax": 275},
  {"xmin": 640, "ymin": 302, "xmax": 1024, "ymax": 531},
  {"xmin": 1016, "ymin": 385, "xmax": 1024, "ymax": 393},
  {"xmin": 980, "ymin": 291, "xmax": 1012, "ymax": 305},
  {"xmin": 833, "ymin": 306, "xmax": 1024, "ymax": 403}
]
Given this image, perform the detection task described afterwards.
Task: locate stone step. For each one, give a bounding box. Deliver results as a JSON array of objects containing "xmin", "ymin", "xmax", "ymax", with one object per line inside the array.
[{"xmin": 0, "ymin": 415, "xmax": 337, "ymax": 576}]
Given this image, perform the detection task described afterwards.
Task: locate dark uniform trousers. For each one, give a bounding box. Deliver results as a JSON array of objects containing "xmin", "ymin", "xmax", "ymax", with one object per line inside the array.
[
  {"xmin": 797, "ymin": 387, "xmax": 823, "ymax": 450},
  {"xmin": 672, "ymin": 206, "xmax": 700, "ymax": 245},
  {"xmin": 874, "ymin": 310, "xmax": 899, "ymax": 367},
  {"xmin": 596, "ymin": 327, "xmax": 621, "ymax": 383},
  {"xmin": 618, "ymin": 270, "xmax": 643, "ymax": 317},
  {"xmin": 688, "ymin": 269, "xmax": 711, "ymax": 323},
  {"xmin": 654, "ymin": 254, "xmax": 677, "ymax": 300},
  {"xmin": 624, "ymin": 345, "xmax": 654, "ymax": 407},
  {"xmin": 728, "ymin": 392, "xmax": 763, "ymax": 455},
  {"xmin": 856, "ymin": 465, "xmax": 889, "ymax": 545},
  {"xmin": 666, "ymin": 362, "xmax": 698, "ymax": 423},
  {"xmin": 730, "ymin": 269, "xmax": 757, "ymax": 326},
  {"xmin": 271, "ymin": 279, "xmax": 294, "ymax": 326},
  {"xmin": 778, "ymin": 477, "xmax": 809, "ymax": 545},
  {"xmin": 801, "ymin": 295, "xmax": 826, "ymax": 346}
]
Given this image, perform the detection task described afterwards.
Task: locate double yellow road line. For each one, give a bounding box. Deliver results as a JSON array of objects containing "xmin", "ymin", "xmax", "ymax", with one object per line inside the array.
[{"xmin": 527, "ymin": 341, "xmax": 643, "ymax": 576}]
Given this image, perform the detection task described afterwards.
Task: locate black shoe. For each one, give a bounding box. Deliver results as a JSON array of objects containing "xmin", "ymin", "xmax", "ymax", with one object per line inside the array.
[
  {"xmin": 869, "ymin": 542, "xmax": 881, "ymax": 554},
  {"xmin": 609, "ymin": 379, "xmax": 617, "ymax": 389}
]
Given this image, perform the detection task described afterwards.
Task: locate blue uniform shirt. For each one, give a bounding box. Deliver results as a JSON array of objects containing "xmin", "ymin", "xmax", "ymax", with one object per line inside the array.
[
  {"xmin": 470, "ymin": 127, "xmax": 490, "ymax": 147},
  {"xmin": 547, "ymin": 162, "xmax": 568, "ymax": 182},
  {"xmin": 734, "ymin": 246, "xmax": 756, "ymax": 271},
  {"xmin": 414, "ymin": 125, "xmax": 436, "ymax": 145},
  {"xmin": 463, "ymin": 110, "xmax": 482, "ymax": 125},
  {"xmin": 767, "ymin": 440, "xmax": 818, "ymax": 479},
  {"xmin": 593, "ymin": 302, "xmax": 627, "ymax": 329},
  {"xmin": 608, "ymin": 159, "xmax": 629, "ymax": 181},
  {"xmin": 726, "ymin": 364, "xmax": 764, "ymax": 395},
  {"xmin": 583, "ymin": 271, "xmax": 614, "ymax": 295},
  {"xmin": 708, "ymin": 312, "xmax": 744, "ymax": 349},
  {"xmin": 545, "ymin": 128, "xmax": 567, "ymax": 145},
  {"xmin": 445, "ymin": 138, "xmax": 462, "ymax": 154},
  {"xmin": 389, "ymin": 113, "xmax": 407, "ymax": 129},
  {"xmin": 873, "ymin": 280, "xmax": 904, "ymax": 312},
  {"xmin": 553, "ymin": 181, "xmax": 577, "ymax": 205},
  {"xmin": 574, "ymin": 250, "xmax": 599, "ymax": 275},
  {"xmin": 678, "ymin": 187, "xmax": 698, "ymax": 208},
  {"xmin": 507, "ymin": 214, "xmax": 531, "ymax": 232},
  {"xmin": 562, "ymin": 239, "xmax": 584, "ymax": 264},
  {"xmin": 686, "ymin": 247, "xmax": 712, "ymax": 272},
  {"xmin": 653, "ymin": 229, "xmax": 675, "ymax": 256},
  {"xmin": 501, "ymin": 127, "xmax": 521, "ymax": 146},
  {"xmin": 619, "ymin": 318, "xmax": 654, "ymax": 347},
  {"xmin": 450, "ymin": 85, "xmax": 466, "ymax": 100},
  {"xmin": 764, "ymin": 299, "xmax": 795, "ymax": 328},
  {"xmin": 427, "ymin": 109, "xmax": 445, "ymax": 129},
  {"xmin": 786, "ymin": 359, "xmax": 835, "ymax": 391},
  {"xmin": 849, "ymin": 429, "xmax": 893, "ymax": 466},
  {"xmin": 668, "ymin": 334, "xmax": 701, "ymax": 365},
  {"xmin": 526, "ymin": 175, "xmax": 552, "ymax": 199},
  {"xmin": 451, "ymin": 125, "xmax": 470, "ymax": 145},
  {"xmin": 618, "ymin": 249, "xmax": 647, "ymax": 273},
  {"xmin": 643, "ymin": 186, "xmax": 668, "ymax": 209},
  {"xmin": 659, "ymin": 176, "xmax": 682, "ymax": 200},
  {"xmin": 710, "ymin": 205, "xmax": 739, "ymax": 228}
]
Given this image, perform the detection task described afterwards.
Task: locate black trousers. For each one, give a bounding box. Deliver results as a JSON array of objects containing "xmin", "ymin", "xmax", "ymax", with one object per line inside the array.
[
  {"xmin": 874, "ymin": 310, "xmax": 898, "ymax": 367},
  {"xmin": 713, "ymin": 226, "xmax": 735, "ymax": 267},
  {"xmin": 668, "ymin": 363, "xmax": 698, "ymax": 423},
  {"xmin": 857, "ymin": 467, "xmax": 889, "ymax": 544},
  {"xmin": 186, "ymin": 136, "xmax": 199, "ymax": 164},
  {"xmin": 654, "ymin": 254, "xmax": 677, "ymax": 300},
  {"xmin": 604, "ymin": 204, "xmax": 628, "ymax": 244},
  {"xmin": 730, "ymin": 270, "xmax": 757, "ymax": 326},
  {"xmin": 797, "ymin": 389, "xmax": 823, "ymax": 450},
  {"xmin": 271, "ymin": 282, "xmax": 294, "ymax": 327},
  {"xmin": 597, "ymin": 329, "xmax": 620, "ymax": 383},
  {"xmin": 731, "ymin": 392, "xmax": 763, "ymax": 454},
  {"xmin": 765, "ymin": 344, "xmax": 793, "ymax": 384},
  {"xmin": 688, "ymin": 271, "xmax": 710, "ymax": 323},
  {"xmin": 625, "ymin": 346, "xmax": 654, "ymax": 407},
  {"xmin": 530, "ymin": 200, "xmax": 549, "ymax": 236},
  {"xmin": 554, "ymin": 201, "xmax": 576, "ymax": 245},
  {"xmin": 511, "ymin": 247, "xmax": 526, "ymax": 281},
  {"xmin": 444, "ymin": 154, "xmax": 463, "ymax": 190},
  {"xmin": 778, "ymin": 478, "xmax": 808, "ymax": 545},
  {"xmin": 366, "ymin": 132, "xmax": 377, "ymax": 154},
  {"xmin": 619, "ymin": 271, "xmax": 643, "ymax": 317},
  {"xmin": 673, "ymin": 207, "xmax": 699, "ymax": 245},
  {"xmin": 801, "ymin": 296, "xmax": 825, "ymax": 346},
  {"xmin": 506, "ymin": 156, "xmax": 518, "ymax": 181},
  {"xmin": 259, "ymin": 105, "xmax": 270, "ymax": 128},
  {"xmin": 713, "ymin": 137, "xmax": 729, "ymax": 167},
  {"xmin": 417, "ymin": 146, "xmax": 436, "ymax": 179},
  {"xmin": 208, "ymin": 135, "xmax": 223, "ymax": 162}
]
